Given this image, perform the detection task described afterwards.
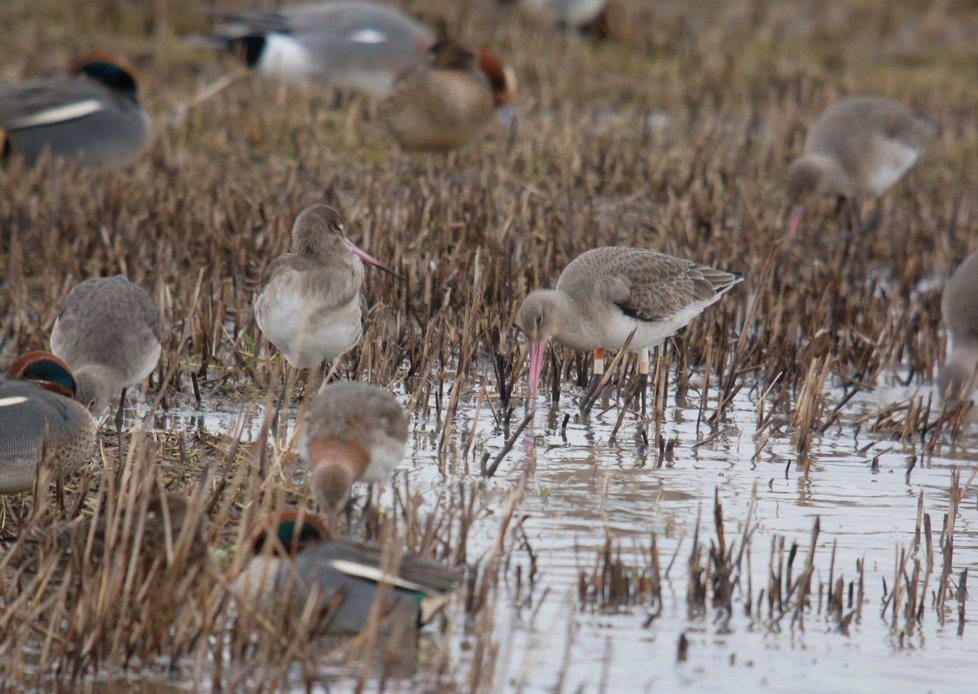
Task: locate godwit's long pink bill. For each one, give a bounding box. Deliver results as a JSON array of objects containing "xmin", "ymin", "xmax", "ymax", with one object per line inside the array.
[
  {"xmin": 528, "ymin": 342, "xmax": 547, "ymax": 402},
  {"xmin": 344, "ymin": 238, "xmax": 398, "ymax": 276}
]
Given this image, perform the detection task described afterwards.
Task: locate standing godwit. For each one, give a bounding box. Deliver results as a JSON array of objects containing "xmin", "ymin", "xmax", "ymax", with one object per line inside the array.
[
  {"xmin": 190, "ymin": 1, "xmax": 433, "ymax": 98},
  {"xmin": 939, "ymin": 249, "xmax": 978, "ymax": 406},
  {"xmin": 232, "ymin": 511, "xmax": 459, "ymax": 634},
  {"xmin": 0, "ymin": 352, "xmax": 96, "ymax": 494},
  {"xmin": 254, "ymin": 204, "xmax": 392, "ymax": 372},
  {"xmin": 50, "ymin": 275, "xmax": 162, "ymax": 437},
  {"xmin": 516, "ymin": 247, "xmax": 742, "ymax": 414},
  {"xmin": 300, "ymin": 381, "xmax": 408, "ymax": 529},
  {"xmin": 379, "ymin": 39, "xmax": 515, "ymax": 151},
  {"xmin": 786, "ymin": 95, "xmax": 935, "ymax": 237},
  {"xmin": 0, "ymin": 53, "xmax": 149, "ymax": 168}
]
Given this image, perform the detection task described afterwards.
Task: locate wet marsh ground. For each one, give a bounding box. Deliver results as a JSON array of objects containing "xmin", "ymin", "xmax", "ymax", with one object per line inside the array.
[{"xmin": 2, "ymin": 0, "xmax": 978, "ymax": 691}]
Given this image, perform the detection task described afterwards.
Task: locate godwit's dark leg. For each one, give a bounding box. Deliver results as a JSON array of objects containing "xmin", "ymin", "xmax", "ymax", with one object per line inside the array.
[
  {"xmin": 271, "ymin": 367, "xmax": 288, "ymax": 438},
  {"xmin": 581, "ymin": 348, "xmax": 606, "ymax": 415},
  {"xmin": 861, "ymin": 198, "xmax": 883, "ymax": 234},
  {"xmin": 115, "ymin": 387, "xmax": 127, "ymax": 461},
  {"xmin": 638, "ymin": 348, "xmax": 651, "ymax": 416}
]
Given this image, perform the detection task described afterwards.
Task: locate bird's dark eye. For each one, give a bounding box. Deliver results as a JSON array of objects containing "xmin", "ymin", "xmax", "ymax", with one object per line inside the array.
[{"xmin": 535, "ymin": 315, "xmax": 543, "ymax": 327}]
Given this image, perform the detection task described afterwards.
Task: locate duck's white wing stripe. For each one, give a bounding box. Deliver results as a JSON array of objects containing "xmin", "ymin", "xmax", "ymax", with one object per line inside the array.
[
  {"xmin": 0, "ymin": 396, "xmax": 29, "ymax": 408},
  {"xmin": 329, "ymin": 558, "xmax": 434, "ymax": 594},
  {"xmin": 347, "ymin": 28, "xmax": 387, "ymax": 44},
  {"xmin": 14, "ymin": 99, "xmax": 104, "ymax": 128}
]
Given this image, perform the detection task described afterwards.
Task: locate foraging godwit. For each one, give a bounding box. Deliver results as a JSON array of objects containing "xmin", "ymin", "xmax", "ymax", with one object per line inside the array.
[
  {"xmin": 0, "ymin": 352, "xmax": 96, "ymax": 494},
  {"xmin": 50, "ymin": 275, "xmax": 161, "ymax": 436},
  {"xmin": 254, "ymin": 204, "xmax": 393, "ymax": 371},
  {"xmin": 939, "ymin": 249, "xmax": 978, "ymax": 406},
  {"xmin": 516, "ymin": 247, "xmax": 742, "ymax": 413},
  {"xmin": 300, "ymin": 381, "xmax": 408, "ymax": 529},
  {"xmin": 379, "ymin": 39, "xmax": 515, "ymax": 151},
  {"xmin": 786, "ymin": 95, "xmax": 935, "ymax": 237},
  {"xmin": 191, "ymin": 1, "xmax": 432, "ymax": 98},
  {"xmin": 233, "ymin": 511, "xmax": 459, "ymax": 633},
  {"xmin": 0, "ymin": 53, "xmax": 149, "ymax": 168}
]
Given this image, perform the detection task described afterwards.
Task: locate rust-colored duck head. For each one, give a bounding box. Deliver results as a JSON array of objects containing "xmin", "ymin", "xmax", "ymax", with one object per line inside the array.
[
  {"xmin": 5, "ymin": 351, "xmax": 79, "ymax": 400},
  {"xmin": 249, "ymin": 510, "xmax": 330, "ymax": 558},
  {"xmin": 69, "ymin": 52, "xmax": 141, "ymax": 99},
  {"xmin": 477, "ymin": 50, "xmax": 517, "ymax": 106}
]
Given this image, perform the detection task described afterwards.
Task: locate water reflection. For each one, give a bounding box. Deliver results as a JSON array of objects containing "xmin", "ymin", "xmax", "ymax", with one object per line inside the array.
[{"xmin": 125, "ymin": 367, "xmax": 977, "ymax": 692}]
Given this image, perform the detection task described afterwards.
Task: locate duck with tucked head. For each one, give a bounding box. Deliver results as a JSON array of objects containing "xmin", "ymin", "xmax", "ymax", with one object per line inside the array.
[
  {"xmin": 232, "ymin": 511, "xmax": 460, "ymax": 635},
  {"xmin": 190, "ymin": 1, "xmax": 434, "ymax": 98},
  {"xmin": 0, "ymin": 352, "xmax": 96, "ymax": 494},
  {"xmin": 380, "ymin": 38, "xmax": 515, "ymax": 151},
  {"xmin": 0, "ymin": 53, "xmax": 149, "ymax": 168}
]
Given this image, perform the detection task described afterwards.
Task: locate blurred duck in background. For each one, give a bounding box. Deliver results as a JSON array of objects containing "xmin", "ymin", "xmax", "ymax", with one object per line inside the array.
[
  {"xmin": 497, "ymin": 0, "xmax": 611, "ymax": 34},
  {"xmin": 0, "ymin": 53, "xmax": 149, "ymax": 168},
  {"xmin": 380, "ymin": 38, "xmax": 515, "ymax": 150},
  {"xmin": 189, "ymin": 1, "xmax": 434, "ymax": 98}
]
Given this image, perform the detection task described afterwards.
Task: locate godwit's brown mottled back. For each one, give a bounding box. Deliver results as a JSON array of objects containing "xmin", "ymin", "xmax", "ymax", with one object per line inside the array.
[{"xmin": 516, "ymin": 247, "xmax": 742, "ymax": 413}]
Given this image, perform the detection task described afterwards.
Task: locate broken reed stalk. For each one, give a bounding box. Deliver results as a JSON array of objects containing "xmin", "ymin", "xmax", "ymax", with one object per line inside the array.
[{"xmin": 1, "ymin": 0, "xmax": 977, "ymax": 688}]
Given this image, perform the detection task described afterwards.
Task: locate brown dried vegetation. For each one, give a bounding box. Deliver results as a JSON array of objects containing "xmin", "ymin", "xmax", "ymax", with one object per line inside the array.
[{"xmin": 1, "ymin": 0, "xmax": 978, "ymax": 689}]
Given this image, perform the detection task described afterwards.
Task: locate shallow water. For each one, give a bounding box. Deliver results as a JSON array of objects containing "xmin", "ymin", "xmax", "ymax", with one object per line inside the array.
[{"xmin": 149, "ymin": 364, "xmax": 977, "ymax": 693}]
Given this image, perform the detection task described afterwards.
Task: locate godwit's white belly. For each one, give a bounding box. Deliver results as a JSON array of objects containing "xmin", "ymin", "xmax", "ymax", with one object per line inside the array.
[
  {"xmin": 561, "ymin": 295, "xmax": 726, "ymax": 352},
  {"xmin": 360, "ymin": 435, "xmax": 407, "ymax": 482},
  {"xmin": 865, "ymin": 138, "xmax": 920, "ymax": 196},
  {"xmin": 256, "ymin": 289, "xmax": 362, "ymax": 369}
]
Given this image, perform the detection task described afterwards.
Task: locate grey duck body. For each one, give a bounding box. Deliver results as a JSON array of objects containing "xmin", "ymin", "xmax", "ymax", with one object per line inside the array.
[
  {"xmin": 0, "ymin": 58, "xmax": 149, "ymax": 168},
  {"xmin": 0, "ymin": 377, "xmax": 95, "ymax": 494}
]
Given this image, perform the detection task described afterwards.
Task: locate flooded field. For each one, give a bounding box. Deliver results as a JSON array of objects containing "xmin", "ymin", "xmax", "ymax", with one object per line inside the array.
[
  {"xmin": 2, "ymin": 0, "xmax": 978, "ymax": 691},
  {"xmin": 130, "ymin": 357, "xmax": 976, "ymax": 693}
]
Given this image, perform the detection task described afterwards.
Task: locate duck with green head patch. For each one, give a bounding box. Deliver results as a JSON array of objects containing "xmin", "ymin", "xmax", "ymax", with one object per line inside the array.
[
  {"xmin": 0, "ymin": 52, "xmax": 149, "ymax": 168},
  {"xmin": 0, "ymin": 351, "xmax": 96, "ymax": 494},
  {"xmin": 232, "ymin": 511, "xmax": 461, "ymax": 635}
]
